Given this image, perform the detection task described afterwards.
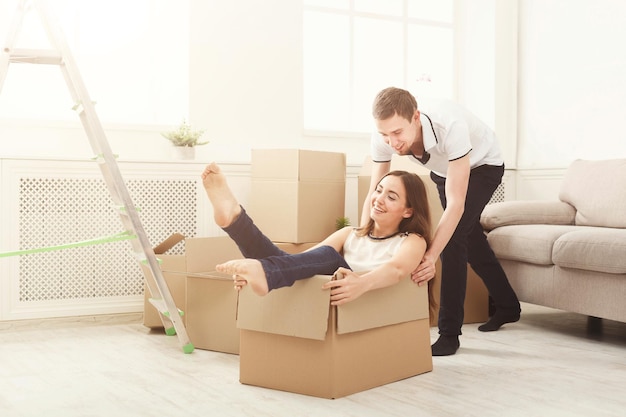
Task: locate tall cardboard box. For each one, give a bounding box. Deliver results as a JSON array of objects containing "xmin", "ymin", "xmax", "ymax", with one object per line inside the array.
[
  {"xmin": 248, "ymin": 149, "xmax": 346, "ymax": 243},
  {"xmin": 237, "ymin": 276, "xmax": 433, "ymax": 399},
  {"xmin": 358, "ymin": 155, "xmax": 489, "ymax": 325}
]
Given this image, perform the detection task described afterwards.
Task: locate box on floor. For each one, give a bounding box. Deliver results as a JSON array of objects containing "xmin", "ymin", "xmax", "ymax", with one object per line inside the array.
[
  {"xmin": 186, "ymin": 240, "xmax": 320, "ymax": 354},
  {"xmin": 237, "ymin": 275, "xmax": 433, "ymax": 399},
  {"xmin": 358, "ymin": 155, "xmax": 489, "ymax": 325},
  {"xmin": 248, "ymin": 149, "xmax": 346, "ymax": 243}
]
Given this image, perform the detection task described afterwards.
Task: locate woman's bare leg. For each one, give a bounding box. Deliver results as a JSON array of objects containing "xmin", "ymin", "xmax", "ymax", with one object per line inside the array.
[
  {"xmin": 201, "ymin": 162, "xmax": 241, "ymax": 227},
  {"xmin": 216, "ymin": 259, "xmax": 270, "ymax": 296}
]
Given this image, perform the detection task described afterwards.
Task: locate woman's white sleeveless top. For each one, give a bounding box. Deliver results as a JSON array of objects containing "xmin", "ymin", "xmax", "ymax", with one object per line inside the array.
[{"xmin": 342, "ymin": 229, "xmax": 408, "ymax": 273}]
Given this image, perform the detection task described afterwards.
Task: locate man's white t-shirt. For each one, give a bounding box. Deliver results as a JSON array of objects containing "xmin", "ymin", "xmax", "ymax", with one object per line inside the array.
[{"xmin": 370, "ymin": 98, "xmax": 503, "ymax": 177}]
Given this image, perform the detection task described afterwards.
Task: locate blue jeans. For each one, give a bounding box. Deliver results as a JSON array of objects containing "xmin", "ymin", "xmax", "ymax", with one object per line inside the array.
[
  {"xmin": 431, "ymin": 165, "xmax": 520, "ymax": 336},
  {"xmin": 221, "ymin": 207, "xmax": 351, "ymax": 290}
]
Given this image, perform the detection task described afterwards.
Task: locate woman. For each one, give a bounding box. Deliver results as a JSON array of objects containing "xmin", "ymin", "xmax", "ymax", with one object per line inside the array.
[{"xmin": 202, "ymin": 162, "xmax": 431, "ymax": 306}]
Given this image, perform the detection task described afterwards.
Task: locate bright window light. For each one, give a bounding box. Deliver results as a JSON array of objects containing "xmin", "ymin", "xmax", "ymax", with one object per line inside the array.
[
  {"xmin": 0, "ymin": 0, "xmax": 189, "ymax": 126},
  {"xmin": 303, "ymin": 0, "xmax": 455, "ymax": 134}
]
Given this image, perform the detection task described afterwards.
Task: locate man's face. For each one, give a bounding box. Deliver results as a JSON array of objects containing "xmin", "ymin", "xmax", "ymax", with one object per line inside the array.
[{"xmin": 375, "ymin": 111, "xmax": 420, "ymax": 156}]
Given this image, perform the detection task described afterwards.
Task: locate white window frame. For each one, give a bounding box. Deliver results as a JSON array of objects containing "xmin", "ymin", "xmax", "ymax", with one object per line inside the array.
[{"xmin": 302, "ymin": 0, "xmax": 458, "ymax": 137}]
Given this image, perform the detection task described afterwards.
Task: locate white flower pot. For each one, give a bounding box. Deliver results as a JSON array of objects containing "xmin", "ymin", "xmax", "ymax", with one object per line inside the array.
[{"xmin": 172, "ymin": 146, "xmax": 195, "ymax": 160}]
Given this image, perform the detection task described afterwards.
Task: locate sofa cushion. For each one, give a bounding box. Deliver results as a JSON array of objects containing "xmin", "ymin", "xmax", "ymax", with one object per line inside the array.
[
  {"xmin": 553, "ymin": 227, "xmax": 626, "ymax": 274},
  {"xmin": 481, "ymin": 200, "xmax": 575, "ymax": 231},
  {"xmin": 559, "ymin": 159, "xmax": 626, "ymax": 228},
  {"xmin": 486, "ymin": 225, "xmax": 580, "ymax": 265}
]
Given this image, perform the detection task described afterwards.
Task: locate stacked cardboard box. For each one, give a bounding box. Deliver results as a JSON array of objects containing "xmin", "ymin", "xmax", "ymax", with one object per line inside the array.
[
  {"xmin": 358, "ymin": 155, "xmax": 490, "ymax": 325},
  {"xmin": 247, "ymin": 149, "xmax": 346, "ymax": 243}
]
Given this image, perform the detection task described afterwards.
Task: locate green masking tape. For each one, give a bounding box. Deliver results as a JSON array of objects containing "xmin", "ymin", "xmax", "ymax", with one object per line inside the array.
[{"xmin": 0, "ymin": 231, "xmax": 137, "ymax": 258}]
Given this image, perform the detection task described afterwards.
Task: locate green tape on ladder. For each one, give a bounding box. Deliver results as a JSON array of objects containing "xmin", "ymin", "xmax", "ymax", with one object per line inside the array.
[{"xmin": 0, "ymin": 231, "xmax": 137, "ymax": 258}]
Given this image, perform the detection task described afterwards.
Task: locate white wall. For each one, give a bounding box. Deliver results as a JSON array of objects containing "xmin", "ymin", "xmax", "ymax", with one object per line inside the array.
[
  {"xmin": 188, "ymin": 0, "xmax": 371, "ymax": 166},
  {"xmin": 3, "ymin": 0, "xmax": 626, "ymax": 194},
  {"xmin": 517, "ymin": 0, "xmax": 626, "ymax": 169}
]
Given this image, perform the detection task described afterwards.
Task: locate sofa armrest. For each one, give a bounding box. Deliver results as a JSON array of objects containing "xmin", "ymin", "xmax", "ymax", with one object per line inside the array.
[{"xmin": 480, "ymin": 200, "xmax": 576, "ymax": 231}]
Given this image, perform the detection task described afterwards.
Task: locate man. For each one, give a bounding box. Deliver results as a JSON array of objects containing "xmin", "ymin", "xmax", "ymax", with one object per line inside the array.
[{"xmin": 362, "ymin": 87, "xmax": 521, "ymax": 356}]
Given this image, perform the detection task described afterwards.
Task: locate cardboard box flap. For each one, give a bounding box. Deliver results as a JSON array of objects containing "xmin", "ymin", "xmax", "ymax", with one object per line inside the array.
[
  {"xmin": 336, "ymin": 277, "xmax": 429, "ymax": 334},
  {"xmin": 153, "ymin": 233, "xmax": 185, "ymax": 255},
  {"xmin": 237, "ymin": 275, "xmax": 332, "ymax": 340}
]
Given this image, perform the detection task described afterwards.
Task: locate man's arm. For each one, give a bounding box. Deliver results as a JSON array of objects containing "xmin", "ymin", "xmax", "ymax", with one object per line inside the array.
[
  {"xmin": 412, "ymin": 155, "xmax": 470, "ymax": 285},
  {"xmin": 360, "ymin": 161, "xmax": 391, "ymax": 227}
]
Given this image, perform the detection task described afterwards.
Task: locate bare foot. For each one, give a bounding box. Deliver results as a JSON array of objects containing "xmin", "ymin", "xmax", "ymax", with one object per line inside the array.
[
  {"xmin": 216, "ymin": 259, "xmax": 270, "ymax": 296},
  {"xmin": 201, "ymin": 162, "xmax": 241, "ymax": 227}
]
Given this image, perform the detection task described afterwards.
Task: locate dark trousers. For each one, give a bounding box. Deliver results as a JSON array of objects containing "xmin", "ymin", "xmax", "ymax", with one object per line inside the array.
[
  {"xmin": 431, "ymin": 164, "xmax": 520, "ymax": 336},
  {"xmin": 222, "ymin": 207, "xmax": 350, "ymax": 290}
]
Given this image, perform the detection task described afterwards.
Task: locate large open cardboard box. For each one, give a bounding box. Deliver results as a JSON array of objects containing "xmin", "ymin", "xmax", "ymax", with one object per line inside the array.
[
  {"xmin": 248, "ymin": 149, "xmax": 346, "ymax": 243},
  {"xmin": 237, "ymin": 275, "xmax": 433, "ymax": 399},
  {"xmin": 358, "ymin": 155, "xmax": 489, "ymax": 325}
]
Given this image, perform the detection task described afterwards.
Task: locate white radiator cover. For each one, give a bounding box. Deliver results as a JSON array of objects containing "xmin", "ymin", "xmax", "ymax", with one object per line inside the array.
[
  {"xmin": 18, "ymin": 177, "xmax": 196, "ymax": 302},
  {"xmin": 1, "ymin": 158, "xmax": 214, "ymax": 321}
]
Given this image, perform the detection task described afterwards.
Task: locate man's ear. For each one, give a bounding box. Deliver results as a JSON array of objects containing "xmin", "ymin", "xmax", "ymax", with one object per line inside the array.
[{"xmin": 413, "ymin": 110, "xmax": 420, "ymax": 122}]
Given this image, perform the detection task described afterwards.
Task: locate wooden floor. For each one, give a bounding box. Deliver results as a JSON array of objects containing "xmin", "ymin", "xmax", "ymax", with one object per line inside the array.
[{"xmin": 1, "ymin": 302, "xmax": 624, "ymax": 417}]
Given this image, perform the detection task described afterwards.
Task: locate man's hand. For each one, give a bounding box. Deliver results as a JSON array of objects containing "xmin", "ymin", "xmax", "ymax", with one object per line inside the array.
[
  {"xmin": 321, "ymin": 267, "xmax": 368, "ymax": 306},
  {"xmin": 411, "ymin": 254, "xmax": 436, "ymax": 286}
]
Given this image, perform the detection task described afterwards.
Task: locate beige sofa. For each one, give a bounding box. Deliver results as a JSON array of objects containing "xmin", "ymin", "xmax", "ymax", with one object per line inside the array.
[{"xmin": 480, "ymin": 159, "xmax": 626, "ymax": 323}]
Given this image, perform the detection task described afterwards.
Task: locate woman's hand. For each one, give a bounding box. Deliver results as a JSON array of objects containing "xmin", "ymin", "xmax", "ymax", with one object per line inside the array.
[{"xmin": 321, "ymin": 267, "xmax": 369, "ymax": 306}]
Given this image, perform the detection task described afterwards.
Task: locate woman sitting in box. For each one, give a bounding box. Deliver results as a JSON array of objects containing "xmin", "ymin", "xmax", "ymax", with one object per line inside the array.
[{"xmin": 202, "ymin": 162, "xmax": 431, "ymax": 306}]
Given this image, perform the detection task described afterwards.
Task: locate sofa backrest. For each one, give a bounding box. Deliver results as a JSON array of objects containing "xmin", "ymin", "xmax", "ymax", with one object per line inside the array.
[{"xmin": 558, "ymin": 158, "xmax": 626, "ymax": 228}]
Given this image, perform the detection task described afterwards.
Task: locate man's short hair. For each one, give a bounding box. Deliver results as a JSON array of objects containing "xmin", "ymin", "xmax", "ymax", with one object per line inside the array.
[{"xmin": 372, "ymin": 87, "xmax": 417, "ymax": 122}]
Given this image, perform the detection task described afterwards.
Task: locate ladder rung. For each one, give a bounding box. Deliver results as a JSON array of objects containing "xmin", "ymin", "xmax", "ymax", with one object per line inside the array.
[
  {"xmin": 9, "ymin": 48, "xmax": 62, "ymax": 65},
  {"xmin": 149, "ymin": 298, "xmax": 184, "ymax": 318}
]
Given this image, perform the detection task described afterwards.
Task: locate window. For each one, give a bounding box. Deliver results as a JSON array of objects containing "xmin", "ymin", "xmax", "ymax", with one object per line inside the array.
[
  {"xmin": 0, "ymin": 0, "xmax": 188, "ymax": 126},
  {"xmin": 303, "ymin": 0, "xmax": 455, "ymax": 134}
]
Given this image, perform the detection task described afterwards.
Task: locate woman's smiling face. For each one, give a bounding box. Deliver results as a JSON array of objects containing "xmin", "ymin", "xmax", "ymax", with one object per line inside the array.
[{"xmin": 370, "ymin": 174, "xmax": 413, "ymax": 225}]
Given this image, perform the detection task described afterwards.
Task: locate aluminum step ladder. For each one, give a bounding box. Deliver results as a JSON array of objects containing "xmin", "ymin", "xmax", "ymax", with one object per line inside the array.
[{"xmin": 0, "ymin": 0, "xmax": 194, "ymax": 354}]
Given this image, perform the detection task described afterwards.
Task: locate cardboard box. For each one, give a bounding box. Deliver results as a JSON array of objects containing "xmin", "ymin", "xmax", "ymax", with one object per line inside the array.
[
  {"xmin": 237, "ymin": 275, "xmax": 433, "ymax": 399},
  {"xmin": 428, "ymin": 262, "xmax": 489, "ymax": 326},
  {"xmin": 186, "ymin": 239, "xmax": 316, "ymax": 353},
  {"xmin": 183, "ymin": 237, "xmax": 243, "ymax": 354},
  {"xmin": 248, "ymin": 149, "xmax": 346, "ymax": 243},
  {"xmin": 358, "ymin": 155, "xmax": 489, "ymax": 325}
]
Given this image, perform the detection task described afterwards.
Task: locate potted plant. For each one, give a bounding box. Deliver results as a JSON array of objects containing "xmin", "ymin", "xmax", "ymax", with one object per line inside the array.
[
  {"xmin": 161, "ymin": 119, "xmax": 208, "ymax": 160},
  {"xmin": 335, "ymin": 216, "xmax": 351, "ymax": 230}
]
